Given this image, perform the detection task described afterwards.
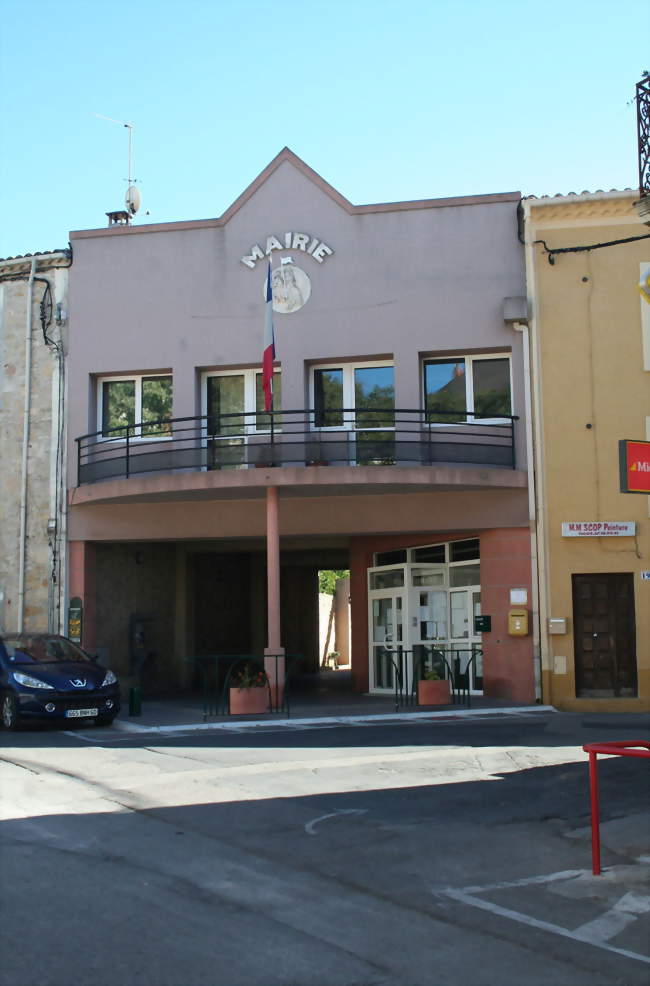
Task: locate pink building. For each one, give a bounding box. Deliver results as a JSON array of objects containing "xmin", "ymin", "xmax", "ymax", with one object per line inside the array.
[{"xmin": 67, "ymin": 149, "xmax": 535, "ymax": 704}]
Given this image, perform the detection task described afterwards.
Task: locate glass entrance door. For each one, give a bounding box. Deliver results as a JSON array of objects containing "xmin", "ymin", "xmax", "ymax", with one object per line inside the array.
[
  {"xmin": 410, "ymin": 584, "xmax": 448, "ymax": 681},
  {"xmin": 368, "ymin": 566, "xmax": 406, "ymax": 692},
  {"xmin": 369, "ymin": 591, "xmax": 404, "ymax": 691},
  {"xmin": 367, "ymin": 557, "xmax": 484, "ymax": 696},
  {"xmin": 449, "ymin": 587, "xmax": 483, "ymax": 691}
]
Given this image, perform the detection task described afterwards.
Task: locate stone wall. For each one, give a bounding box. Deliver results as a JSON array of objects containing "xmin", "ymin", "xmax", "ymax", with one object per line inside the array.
[
  {"xmin": 94, "ymin": 542, "xmax": 177, "ymax": 690},
  {"xmin": 0, "ymin": 255, "xmax": 69, "ymax": 632}
]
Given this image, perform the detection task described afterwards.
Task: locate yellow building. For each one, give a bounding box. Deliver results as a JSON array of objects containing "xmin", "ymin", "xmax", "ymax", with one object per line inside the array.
[{"xmin": 524, "ymin": 191, "xmax": 650, "ymax": 711}]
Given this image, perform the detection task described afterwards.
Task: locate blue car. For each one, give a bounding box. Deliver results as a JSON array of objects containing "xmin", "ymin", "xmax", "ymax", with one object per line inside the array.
[{"xmin": 0, "ymin": 633, "xmax": 120, "ymax": 730}]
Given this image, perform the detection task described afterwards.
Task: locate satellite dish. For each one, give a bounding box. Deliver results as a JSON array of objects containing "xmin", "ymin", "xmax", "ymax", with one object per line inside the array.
[{"xmin": 125, "ymin": 185, "xmax": 141, "ymax": 215}]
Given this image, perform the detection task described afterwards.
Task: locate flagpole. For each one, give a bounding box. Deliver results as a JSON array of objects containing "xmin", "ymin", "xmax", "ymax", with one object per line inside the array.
[
  {"xmin": 269, "ymin": 255, "xmax": 274, "ymax": 416},
  {"xmin": 269, "ymin": 256, "xmax": 274, "ymax": 442},
  {"xmin": 263, "ymin": 255, "xmax": 284, "ymax": 707}
]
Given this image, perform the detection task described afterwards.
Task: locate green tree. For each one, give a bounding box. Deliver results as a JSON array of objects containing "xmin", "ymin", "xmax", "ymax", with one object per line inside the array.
[{"xmin": 318, "ymin": 569, "xmax": 349, "ymax": 595}]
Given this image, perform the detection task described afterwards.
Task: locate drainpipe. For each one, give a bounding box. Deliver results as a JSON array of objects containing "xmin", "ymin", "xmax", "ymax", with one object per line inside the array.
[
  {"xmin": 511, "ymin": 318, "xmax": 541, "ymax": 700},
  {"xmin": 47, "ymin": 341, "xmax": 65, "ymax": 632},
  {"xmin": 522, "ymin": 201, "xmax": 553, "ymax": 706},
  {"xmin": 47, "ymin": 267, "xmax": 68, "ymax": 634},
  {"xmin": 18, "ymin": 257, "xmax": 36, "ymax": 631}
]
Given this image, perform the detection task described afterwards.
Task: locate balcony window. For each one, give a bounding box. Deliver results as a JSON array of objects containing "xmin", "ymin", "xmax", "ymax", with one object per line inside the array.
[
  {"xmin": 312, "ymin": 362, "xmax": 395, "ymax": 464},
  {"xmin": 424, "ymin": 355, "xmax": 511, "ymax": 424},
  {"xmin": 205, "ymin": 369, "xmax": 282, "ymax": 435},
  {"xmin": 313, "ymin": 363, "xmax": 394, "ymax": 429},
  {"xmin": 99, "ymin": 374, "xmax": 172, "ymax": 438},
  {"xmin": 313, "ymin": 368, "xmax": 344, "ymax": 427}
]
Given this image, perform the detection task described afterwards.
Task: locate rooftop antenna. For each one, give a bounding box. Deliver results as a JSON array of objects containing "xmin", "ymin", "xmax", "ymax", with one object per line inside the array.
[{"xmin": 93, "ymin": 113, "xmax": 141, "ymax": 223}]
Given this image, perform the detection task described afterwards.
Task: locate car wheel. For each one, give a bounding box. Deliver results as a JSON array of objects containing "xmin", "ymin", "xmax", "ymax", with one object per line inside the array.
[{"xmin": 1, "ymin": 693, "xmax": 18, "ymax": 731}]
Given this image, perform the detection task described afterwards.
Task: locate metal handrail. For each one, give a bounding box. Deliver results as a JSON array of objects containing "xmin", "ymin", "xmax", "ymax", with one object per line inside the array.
[
  {"xmin": 411, "ymin": 647, "xmax": 457, "ymax": 704},
  {"xmin": 188, "ymin": 652, "xmax": 301, "ymax": 719},
  {"xmin": 76, "ymin": 407, "xmax": 518, "ymax": 484},
  {"xmin": 385, "ymin": 649, "xmax": 412, "ymax": 712},
  {"xmin": 384, "ymin": 647, "xmax": 457, "ymax": 711},
  {"xmin": 382, "ymin": 644, "xmax": 483, "ymax": 710},
  {"xmin": 414, "ymin": 644, "xmax": 483, "ymax": 708}
]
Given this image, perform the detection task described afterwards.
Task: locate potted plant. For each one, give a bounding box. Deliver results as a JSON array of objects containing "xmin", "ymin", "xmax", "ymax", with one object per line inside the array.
[
  {"xmin": 417, "ymin": 668, "xmax": 451, "ymax": 706},
  {"xmin": 229, "ymin": 663, "xmax": 269, "ymax": 715},
  {"xmin": 327, "ymin": 651, "xmax": 340, "ymax": 669}
]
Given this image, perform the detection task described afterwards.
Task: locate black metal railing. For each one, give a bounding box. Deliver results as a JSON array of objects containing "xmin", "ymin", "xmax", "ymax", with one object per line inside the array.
[
  {"xmin": 76, "ymin": 408, "xmax": 517, "ymax": 485},
  {"xmin": 637, "ymin": 74, "xmax": 650, "ymax": 198},
  {"xmin": 382, "ymin": 644, "xmax": 483, "ymax": 710},
  {"xmin": 187, "ymin": 653, "xmax": 301, "ymax": 719}
]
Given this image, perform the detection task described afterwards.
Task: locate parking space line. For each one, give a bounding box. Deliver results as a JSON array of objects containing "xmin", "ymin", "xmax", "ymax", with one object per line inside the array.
[
  {"xmin": 573, "ymin": 892, "xmax": 650, "ymax": 944},
  {"xmin": 435, "ymin": 871, "xmax": 650, "ymax": 967}
]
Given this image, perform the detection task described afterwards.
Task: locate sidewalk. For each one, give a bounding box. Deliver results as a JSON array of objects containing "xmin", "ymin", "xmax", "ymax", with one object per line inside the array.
[{"xmin": 114, "ymin": 690, "xmax": 556, "ymax": 733}]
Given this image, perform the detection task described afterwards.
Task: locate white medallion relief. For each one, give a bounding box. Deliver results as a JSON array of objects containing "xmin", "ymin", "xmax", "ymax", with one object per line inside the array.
[{"xmin": 263, "ymin": 260, "xmax": 311, "ymax": 313}]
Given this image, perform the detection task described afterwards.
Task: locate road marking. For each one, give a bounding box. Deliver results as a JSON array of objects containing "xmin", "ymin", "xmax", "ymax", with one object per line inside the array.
[
  {"xmin": 62, "ymin": 730, "xmax": 136, "ymax": 744},
  {"xmin": 435, "ymin": 871, "xmax": 650, "ymax": 966},
  {"xmin": 573, "ymin": 892, "xmax": 650, "ymax": 944},
  {"xmin": 459, "ymin": 869, "xmax": 584, "ymax": 894},
  {"xmin": 305, "ymin": 809, "xmax": 368, "ymax": 835}
]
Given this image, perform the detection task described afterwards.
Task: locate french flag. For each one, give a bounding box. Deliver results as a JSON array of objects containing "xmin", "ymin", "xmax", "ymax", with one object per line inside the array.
[{"xmin": 263, "ymin": 260, "xmax": 276, "ymax": 412}]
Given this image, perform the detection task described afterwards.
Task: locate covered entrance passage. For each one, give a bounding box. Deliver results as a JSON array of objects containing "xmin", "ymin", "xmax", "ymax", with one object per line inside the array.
[
  {"xmin": 189, "ymin": 545, "xmax": 345, "ymax": 676},
  {"xmin": 69, "ymin": 524, "xmax": 535, "ymax": 707},
  {"xmin": 368, "ymin": 538, "xmax": 484, "ymax": 696}
]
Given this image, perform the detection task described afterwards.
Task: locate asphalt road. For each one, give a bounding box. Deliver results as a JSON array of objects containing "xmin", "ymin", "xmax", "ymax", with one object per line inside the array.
[{"xmin": 1, "ymin": 712, "xmax": 649, "ymax": 986}]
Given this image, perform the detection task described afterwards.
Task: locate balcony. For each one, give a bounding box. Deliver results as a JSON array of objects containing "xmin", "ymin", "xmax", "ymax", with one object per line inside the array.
[{"xmin": 76, "ymin": 408, "xmax": 517, "ymax": 486}]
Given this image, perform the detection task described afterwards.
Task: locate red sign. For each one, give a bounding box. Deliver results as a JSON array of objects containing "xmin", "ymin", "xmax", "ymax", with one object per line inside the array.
[{"xmin": 619, "ymin": 440, "xmax": 650, "ymax": 493}]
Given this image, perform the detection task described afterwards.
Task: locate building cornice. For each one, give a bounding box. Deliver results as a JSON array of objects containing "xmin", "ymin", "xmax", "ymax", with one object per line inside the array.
[
  {"xmin": 0, "ymin": 250, "xmax": 71, "ymax": 275},
  {"xmin": 526, "ymin": 191, "xmax": 638, "ymax": 225},
  {"xmin": 70, "ymin": 147, "xmax": 520, "ymax": 242}
]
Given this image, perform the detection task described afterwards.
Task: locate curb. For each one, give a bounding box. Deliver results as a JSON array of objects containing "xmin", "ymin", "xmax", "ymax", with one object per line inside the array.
[{"xmin": 113, "ymin": 704, "xmax": 558, "ymax": 734}]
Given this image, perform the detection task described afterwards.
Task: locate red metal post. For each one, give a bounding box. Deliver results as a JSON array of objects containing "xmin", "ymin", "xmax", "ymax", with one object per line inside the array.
[
  {"xmin": 582, "ymin": 741, "xmax": 649, "ymax": 877},
  {"xmin": 587, "ymin": 750, "xmax": 601, "ymax": 876}
]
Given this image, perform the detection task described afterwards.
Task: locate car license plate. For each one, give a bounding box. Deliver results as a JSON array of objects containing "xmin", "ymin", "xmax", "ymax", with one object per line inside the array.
[{"xmin": 65, "ymin": 708, "xmax": 98, "ymax": 718}]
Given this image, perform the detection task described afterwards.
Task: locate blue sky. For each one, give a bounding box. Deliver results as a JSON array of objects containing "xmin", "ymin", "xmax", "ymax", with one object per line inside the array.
[{"xmin": 1, "ymin": 0, "xmax": 646, "ymax": 257}]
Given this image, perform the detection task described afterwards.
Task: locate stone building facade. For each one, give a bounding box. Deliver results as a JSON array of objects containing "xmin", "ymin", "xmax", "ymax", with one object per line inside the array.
[{"xmin": 0, "ymin": 250, "xmax": 70, "ymax": 633}]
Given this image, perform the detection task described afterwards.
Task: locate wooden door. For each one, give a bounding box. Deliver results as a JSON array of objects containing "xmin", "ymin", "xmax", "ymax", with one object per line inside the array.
[{"xmin": 572, "ymin": 574, "xmax": 637, "ymax": 697}]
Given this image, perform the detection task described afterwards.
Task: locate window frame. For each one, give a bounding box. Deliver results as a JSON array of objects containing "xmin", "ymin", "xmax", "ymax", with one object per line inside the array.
[
  {"xmin": 309, "ymin": 360, "xmax": 396, "ymax": 432},
  {"xmin": 373, "ymin": 538, "xmax": 480, "ymax": 568},
  {"xmin": 422, "ymin": 353, "xmax": 513, "ymax": 425},
  {"xmin": 202, "ymin": 367, "xmax": 281, "ymax": 435},
  {"xmin": 97, "ymin": 372, "xmax": 173, "ymax": 442}
]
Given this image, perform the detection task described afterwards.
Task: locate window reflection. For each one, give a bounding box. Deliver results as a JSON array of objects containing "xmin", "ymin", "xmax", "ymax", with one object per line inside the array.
[
  {"xmin": 424, "ymin": 360, "xmax": 466, "ymax": 423},
  {"xmin": 354, "ymin": 366, "xmax": 395, "ymax": 429},
  {"xmin": 314, "ymin": 369, "xmax": 343, "ymax": 427}
]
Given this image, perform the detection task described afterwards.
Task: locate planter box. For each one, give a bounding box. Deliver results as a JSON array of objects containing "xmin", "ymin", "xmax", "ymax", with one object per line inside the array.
[
  {"xmin": 417, "ymin": 679, "xmax": 451, "ymax": 706},
  {"xmin": 229, "ymin": 687, "xmax": 268, "ymax": 715}
]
